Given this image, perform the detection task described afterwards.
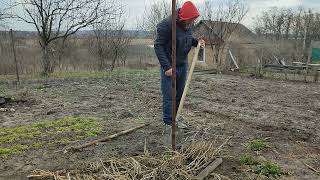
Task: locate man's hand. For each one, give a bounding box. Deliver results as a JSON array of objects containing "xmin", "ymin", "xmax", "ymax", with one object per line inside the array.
[
  {"xmin": 197, "ymin": 36, "xmax": 205, "ymax": 48},
  {"xmin": 165, "ymin": 68, "xmax": 173, "ymax": 77},
  {"xmin": 199, "ymin": 39, "xmax": 205, "ymax": 48}
]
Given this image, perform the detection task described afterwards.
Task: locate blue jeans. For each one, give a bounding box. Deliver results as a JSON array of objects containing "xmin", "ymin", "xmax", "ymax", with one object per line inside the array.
[{"xmin": 161, "ymin": 65, "xmax": 187, "ymax": 125}]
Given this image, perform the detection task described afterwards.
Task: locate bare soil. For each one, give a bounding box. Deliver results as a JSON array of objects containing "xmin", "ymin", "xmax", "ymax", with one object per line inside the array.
[{"xmin": 0, "ymin": 73, "xmax": 319, "ymax": 179}]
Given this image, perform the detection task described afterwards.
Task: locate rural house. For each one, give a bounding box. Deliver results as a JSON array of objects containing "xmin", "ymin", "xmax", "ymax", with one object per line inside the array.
[{"xmin": 190, "ymin": 20, "xmax": 258, "ymax": 70}]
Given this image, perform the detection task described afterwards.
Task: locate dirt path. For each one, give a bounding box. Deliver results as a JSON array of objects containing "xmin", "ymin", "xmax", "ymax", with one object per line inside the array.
[{"xmin": 0, "ymin": 73, "xmax": 319, "ymax": 179}]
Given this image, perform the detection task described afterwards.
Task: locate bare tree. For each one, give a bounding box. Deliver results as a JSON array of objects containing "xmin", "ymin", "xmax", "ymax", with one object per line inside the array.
[
  {"xmin": 142, "ymin": 1, "xmax": 170, "ymax": 39},
  {"xmin": 10, "ymin": 0, "xmax": 118, "ymax": 76},
  {"xmin": 203, "ymin": 0, "xmax": 249, "ymax": 64},
  {"xmin": 91, "ymin": 4, "xmax": 132, "ymax": 71},
  {"xmin": 283, "ymin": 9, "xmax": 294, "ymax": 40},
  {"xmin": 255, "ymin": 7, "xmax": 320, "ymax": 62},
  {"xmin": 291, "ymin": 8, "xmax": 303, "ymax": 42},
  {"xmin": 139, "ymin": 0, "xmax": 183, "ymax": 40},
  {"xmin": 254, "ymin": 8, "xmax": 289, "ymax": 41},
  {"xmin": 254, "ymin": 12, "xmax": 270, "ymax": 39},
  {"xmin": 255, "ymin": 7, "xmax": 320, "ymax": 42},
  {"xmin": 274, "ymin": 9, "xmax": 285, "ymax": 41}
]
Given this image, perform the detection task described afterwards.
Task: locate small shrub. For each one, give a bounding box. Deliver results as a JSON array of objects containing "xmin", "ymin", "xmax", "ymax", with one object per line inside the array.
[
  {"xmin": 240, "ymin": 154, "xmax": 286, "ymax": 177},
  {"xmin": 255, "ymin": 161, "xmax": 283, "ymax": 177},
  {"xmin": 240, "ymin": 155, "xmax": 260, "ymax": 166},
  {"xmin": 247, "ymin": 140, "xmax": 269, "ymax": 151}
]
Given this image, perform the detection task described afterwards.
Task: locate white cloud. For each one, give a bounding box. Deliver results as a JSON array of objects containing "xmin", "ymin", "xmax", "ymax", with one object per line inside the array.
[
  {"xmin": 248, "ymin": 0, "xmax": 302, "ymax": 8},
  {"xmin": 243, "ymin": 0, "xmax": 320, "ymax": 29}
]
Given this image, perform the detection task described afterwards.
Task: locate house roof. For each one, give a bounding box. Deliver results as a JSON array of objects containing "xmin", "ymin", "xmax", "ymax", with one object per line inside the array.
[{"xmin": 194, "ymin": 20, "xmax": 257, "ymax": 44}]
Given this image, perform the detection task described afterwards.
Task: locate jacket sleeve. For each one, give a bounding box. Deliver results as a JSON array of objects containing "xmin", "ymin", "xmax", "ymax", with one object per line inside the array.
[
  {"xmin": 154, "ymin": 21, "xmax": 172, "ymax": 72},
  {"xmin": 192, "ymin": 37, "xmax": 198, "ymax": 47}
]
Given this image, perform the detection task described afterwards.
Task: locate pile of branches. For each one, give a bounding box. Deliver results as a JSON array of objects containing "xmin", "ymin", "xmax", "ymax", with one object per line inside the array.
[{"xmin": 28, "ymin": 141, "xmax": 228, "ymax": 180}]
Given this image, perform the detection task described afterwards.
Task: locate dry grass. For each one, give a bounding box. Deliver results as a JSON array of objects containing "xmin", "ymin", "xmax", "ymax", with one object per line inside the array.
[
  {"xmin": 0, "ymin": 36, "xmax": 157, "ymax": 75},
  {"xmin": 27, "ymin": 140, "xmax": 230, "ymax": 180},
  {"xmin": 130, "ymin": 39, "xmax": 153, "ymax": 45}
]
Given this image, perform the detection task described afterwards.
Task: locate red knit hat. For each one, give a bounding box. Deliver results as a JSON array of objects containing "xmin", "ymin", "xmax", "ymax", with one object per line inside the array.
[{"xmin": 179, "ymin": 1, "xmax": 200, "ymax": 21}]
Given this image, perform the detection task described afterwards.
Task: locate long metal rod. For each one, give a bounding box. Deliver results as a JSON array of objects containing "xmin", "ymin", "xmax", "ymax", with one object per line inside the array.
[{"xmin": 171, "ymin": 0, "xmax": 177, "ymax": 151}]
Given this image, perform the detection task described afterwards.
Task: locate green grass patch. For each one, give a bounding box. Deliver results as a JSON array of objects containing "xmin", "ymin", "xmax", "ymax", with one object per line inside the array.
[
  {"xmin": 54, "ymin": 118, "xmax": 98, "ymax": 132},
  {"xmin": 0, "ymin": 144, "xmax": 29, "ymax": 156},
  {"xmin": 31, "ymin": 142, "xmax": 46, "ymax": 148},
  {"xmin": 86, "ymin": 130, "xmax": 101, "ymax": 137},
  {"xmin": 240, "ymin": 155, "xmax": 260, "ymax": 166},
  {"xmin": 50, "ymin": 69, "xmax": 158, "ymax": 79},
  {"xmin": 0, "ymin": 131, "xmax": 41, "ymax": 143},
  {"xmin": 240, "ymin": 155, "xmax": 285, "ymax": 177},
  {"xmin": 48, "ymin": 138, "xmax": 72, "ymax": 146},
  {"xmin": 255, "ymin": 161, "xmax": 284, "ymax": 177},
  {"xmin": 0, "ymin": 87, "xmax": 6, "ymax": 97},
  {"xmin": 0, "ymin": 86, "xmax": 15, "ymax": 99},
  {"xmin": 35, "ymin": 84, "xmax": 47, "ymax": 90},
  {"xmin": 0, "ymin": 117, "xmax": 102, "ymax": 156},
  {"xmin": 247, "ymin": 140, "xmax": 270, "ymax": 151},
  {"xmin": 0, "ymin": 68, "xmax": 158, "ymax": 81}
]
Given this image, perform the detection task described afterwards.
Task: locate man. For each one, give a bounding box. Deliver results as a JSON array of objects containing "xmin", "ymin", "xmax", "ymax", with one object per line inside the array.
[{"xmin": 154, "ymin": 1, "xmax": 205, "ymax": 142}]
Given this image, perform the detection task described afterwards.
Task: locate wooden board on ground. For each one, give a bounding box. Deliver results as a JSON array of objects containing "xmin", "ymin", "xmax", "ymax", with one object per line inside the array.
[{"xmin": 196, "ymin": 158, "xmax": 223, "ymax": 180}]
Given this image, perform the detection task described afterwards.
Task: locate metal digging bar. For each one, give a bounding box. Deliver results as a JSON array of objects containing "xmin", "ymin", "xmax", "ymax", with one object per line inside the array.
[{"xmin": 171, "ymin": 0, "xmax": 177, "ymax": 151}]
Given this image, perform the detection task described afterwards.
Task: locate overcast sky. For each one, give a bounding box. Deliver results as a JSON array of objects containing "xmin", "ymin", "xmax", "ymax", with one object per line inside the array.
[{"xmin": 1, "ymin": 0, "xmax": 320, "ymax": 31}]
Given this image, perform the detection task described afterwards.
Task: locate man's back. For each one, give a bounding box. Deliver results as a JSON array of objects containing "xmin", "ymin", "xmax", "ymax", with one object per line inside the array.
[{"xmin": 154, "ymin": 13, "xmax": 198, "ymax": 71}]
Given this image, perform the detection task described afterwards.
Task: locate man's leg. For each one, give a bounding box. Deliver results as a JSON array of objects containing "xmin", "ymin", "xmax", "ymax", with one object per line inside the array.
[
  {"xmin": 176, "ymin": 65, "xmax": 188, "ymax": 129},
  {"xmin": 160, "ymin": 65, "xmax": 187, "ymax": 125},
  {"xmin": 160, "ymin": 69, "xmax": 173, "ymax": 145},
  {"xmin": 176, "ymin": 65, "xmax": 187, "ymax": 112},
  {"xmin": 160, "ymin": 69, "xmax": 172, "ymax": 125}
]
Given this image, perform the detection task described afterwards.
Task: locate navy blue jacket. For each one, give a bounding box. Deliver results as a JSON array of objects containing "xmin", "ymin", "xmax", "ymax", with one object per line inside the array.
[{"xmin": 154, "ymin": 10, "xmax": 198, "ymax": 72}]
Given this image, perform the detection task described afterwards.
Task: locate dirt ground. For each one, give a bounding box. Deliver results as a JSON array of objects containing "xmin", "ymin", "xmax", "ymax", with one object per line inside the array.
[{"xmin": 0, "ymin": 72, "xmax": 319, "ymax": 179}]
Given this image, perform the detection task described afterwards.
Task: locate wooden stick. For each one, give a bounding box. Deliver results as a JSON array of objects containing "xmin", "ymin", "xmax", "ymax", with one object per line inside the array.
[
  {"xmin": 27, "ymin": 175, "xmax": 47, "ymax": 179},
  {"xmin": 176, "ymin": 44, "xmax": 201, "ymax": 120},
  {"xmin": 27, "ymin": 174, "xmax": 55, "ymax": 179},
  {"xmin": 229, "ymin": 50, "xmax": 239, "ymax": 69},
  {"xmin": 303, "ymin": 162, "xmax": 319, "ymax": 173},
  {"xmin": 66, "ymin": 124, "xmax": 148, "ymax": 152},
  {"xmin": 196, "ymin": 158, "xmax": 223, "ymax": 180}
]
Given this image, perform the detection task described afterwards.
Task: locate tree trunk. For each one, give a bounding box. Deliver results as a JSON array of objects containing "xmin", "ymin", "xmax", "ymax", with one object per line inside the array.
[
  {"xmin": 41, "ymin": 45, "xmax": 50, "ymax": 76},
  {"xmin": 99, "ymin": 56, "xmax": 104, "ymax": 71},
  {"xmin": 215, "ymin": 45, "xmax": 220, "ymax": 64},
  {"xmin": 48, "ymin": 55, "xmax": 56, "ymax": 74},
  {"xmin": 110, "ymin": 50, "xmax": 118, "ymax": 71},
  {"xmin": 98, "ymin": 47, "xmax": 104, "ymax": 71},
  {"xmin": 58, "ymin": 38, "xmax": 67, "ymax": 71},
  {"xmin": 97, "ymin": 40, "xmax": 104, "ymax": 70}
]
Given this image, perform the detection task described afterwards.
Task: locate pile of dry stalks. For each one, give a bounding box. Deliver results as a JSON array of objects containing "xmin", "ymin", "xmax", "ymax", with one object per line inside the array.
[{"xmin": 28, "ymin": 140, "xmax": 230, "ymax": 180}]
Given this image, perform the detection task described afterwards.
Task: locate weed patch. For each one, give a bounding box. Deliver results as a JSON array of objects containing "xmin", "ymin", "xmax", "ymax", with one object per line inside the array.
[{"xmin": 0, "ymin": 117, "xmax": 102, "ymax": 156}]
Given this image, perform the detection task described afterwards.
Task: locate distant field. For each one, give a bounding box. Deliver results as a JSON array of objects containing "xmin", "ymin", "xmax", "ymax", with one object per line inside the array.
[
  {"xmin": 130, "ymin": 38, "xmax": 154, "ymax": 45},
  {"xmin": 0, "ymin": 37, "xmax": 158, "ymax": 75}
]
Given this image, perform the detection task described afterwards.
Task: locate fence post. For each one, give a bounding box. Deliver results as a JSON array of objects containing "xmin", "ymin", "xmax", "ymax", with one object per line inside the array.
[
  {"xmin": 315, "ymin": 70, "xmax": 319, "ymax": 83},
  {"xmin": 10, "ymin": 29, "xmax": 20, "ymax": 85}
]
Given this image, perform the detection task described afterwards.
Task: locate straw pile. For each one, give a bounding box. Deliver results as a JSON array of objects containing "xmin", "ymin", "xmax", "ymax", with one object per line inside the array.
[{"xmin": 28, "ymin": 140, "xmax": 229, "ymax": 180}]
